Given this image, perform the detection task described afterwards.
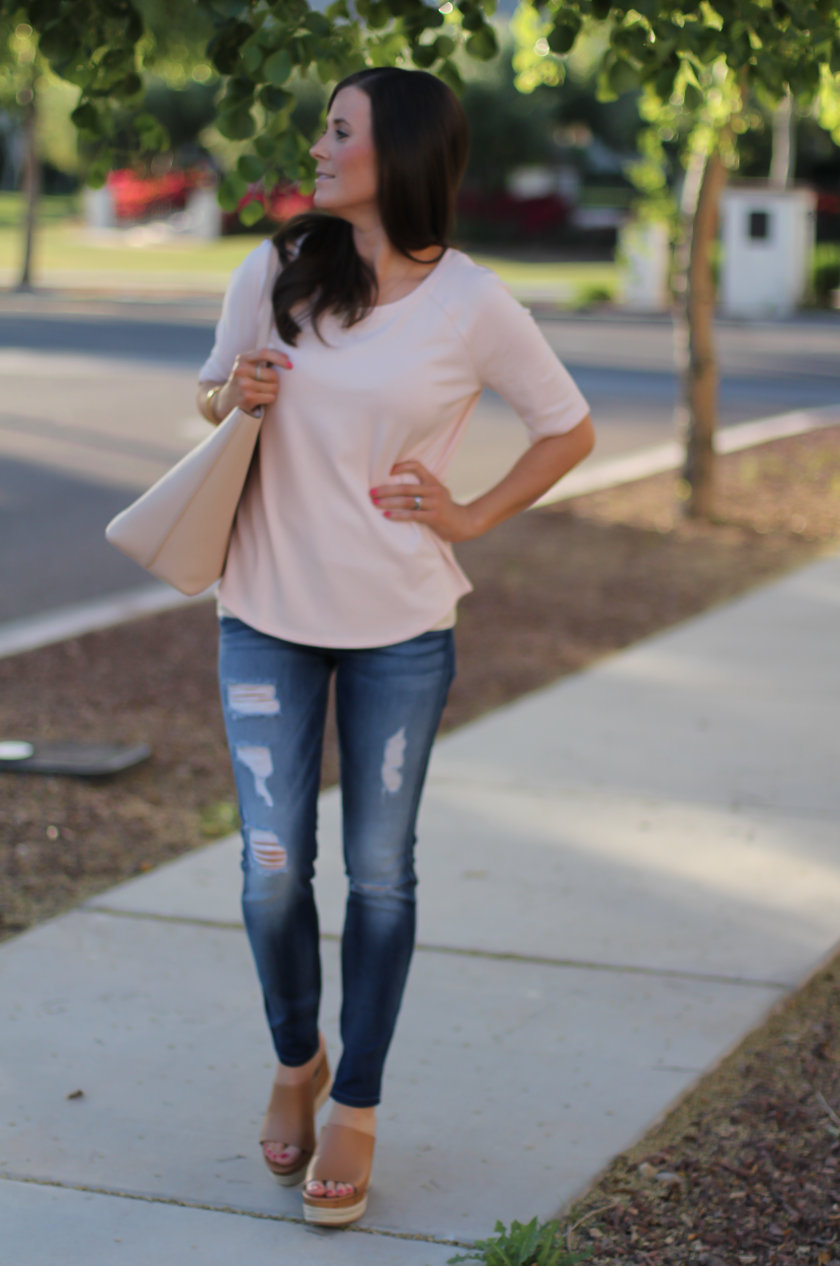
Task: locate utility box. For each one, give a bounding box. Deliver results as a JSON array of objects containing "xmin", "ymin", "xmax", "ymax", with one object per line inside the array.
[
  {"xmin": 187, "ymin": 186, "xmax": 223, "ymax": 239},
  {"xmin": 720, "ymin": 183, "xmax": 816, "ymax": 318},
  {"xmin": 619, "ymin": 219, "xmax": 671, "ymax": 311},
  {"xmin": 82, "ymin": 184, "xmax": 116, "ymax": 230}
]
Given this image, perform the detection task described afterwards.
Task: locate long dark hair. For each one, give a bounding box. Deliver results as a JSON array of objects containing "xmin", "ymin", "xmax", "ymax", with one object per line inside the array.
[{"xmin": 271, "ymin": 68, "xmax": 469, "ymax": 345}]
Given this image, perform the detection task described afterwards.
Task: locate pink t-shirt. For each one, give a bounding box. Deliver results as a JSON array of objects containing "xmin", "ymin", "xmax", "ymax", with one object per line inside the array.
[{"xmin": 200, "ymin": 239, "xmax": 589, "ymax": 649}]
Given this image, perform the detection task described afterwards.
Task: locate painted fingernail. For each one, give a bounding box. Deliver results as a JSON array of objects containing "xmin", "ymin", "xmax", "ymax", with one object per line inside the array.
[{"xmin": 384, "ymin": 511, "xmax": 392, "ymax": 518}]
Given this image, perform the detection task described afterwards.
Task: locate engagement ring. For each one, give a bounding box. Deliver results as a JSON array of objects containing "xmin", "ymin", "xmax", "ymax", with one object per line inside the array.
[{"xmin": 414, "ymin": 495, "xmax": 422, "ymax": 510}]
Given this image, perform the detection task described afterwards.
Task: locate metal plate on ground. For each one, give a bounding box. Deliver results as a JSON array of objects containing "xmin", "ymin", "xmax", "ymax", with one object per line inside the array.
[{"xmin": 0, "ymin": 740, "xmax": 152, "ymax": 776}]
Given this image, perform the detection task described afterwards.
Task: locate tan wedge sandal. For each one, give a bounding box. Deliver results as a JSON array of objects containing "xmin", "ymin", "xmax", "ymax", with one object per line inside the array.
[
  {"xmin": 302, "ymin": 1124, "xmax": 375, "ymax": 1226},
  {"xmin": 260, "ymin": 1047, "xmax": 332, "ymax": 1187}
]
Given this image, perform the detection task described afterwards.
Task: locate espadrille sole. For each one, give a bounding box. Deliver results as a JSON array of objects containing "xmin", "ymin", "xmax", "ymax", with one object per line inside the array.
[{"xmin": 303, "ymin": 1192, "xmax": 368, "ymax": 1226}]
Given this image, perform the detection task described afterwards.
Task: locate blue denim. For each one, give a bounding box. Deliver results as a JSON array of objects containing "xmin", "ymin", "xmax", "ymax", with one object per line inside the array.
[{"xmin": 218, "ymin": 616, "xmax": 455, "ymax": 1107}]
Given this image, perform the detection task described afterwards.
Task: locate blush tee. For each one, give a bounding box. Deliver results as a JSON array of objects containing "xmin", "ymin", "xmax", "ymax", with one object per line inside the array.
[{"xmin": 199, "ymin": 239, "xmax": 589, "ymax": 649}]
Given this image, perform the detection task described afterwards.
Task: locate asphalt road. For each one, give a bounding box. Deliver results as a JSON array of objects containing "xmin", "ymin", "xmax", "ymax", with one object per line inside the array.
[{"xmin": 2, "ymin": 295, "xmax": 840, "ymax": 625}]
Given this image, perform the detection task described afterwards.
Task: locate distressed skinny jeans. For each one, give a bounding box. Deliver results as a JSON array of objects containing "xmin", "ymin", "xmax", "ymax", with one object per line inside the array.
[{"xmin": 218, "ymin": 616, "xmax": 455, "ymax": 1107}]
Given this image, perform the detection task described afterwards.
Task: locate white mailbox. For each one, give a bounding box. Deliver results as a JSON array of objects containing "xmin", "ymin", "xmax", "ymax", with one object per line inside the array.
[{"xmin": 720, "ymin": 183, "xmax": 816, "ymax": 318}]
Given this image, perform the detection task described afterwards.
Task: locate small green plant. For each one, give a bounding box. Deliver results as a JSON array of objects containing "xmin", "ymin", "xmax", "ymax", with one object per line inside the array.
[
  {"xmin": 448, "ymin": 1218, "xmax": 588, "ymax": 1266},
  {"xmin": 199, "ymin": 800, "xmax": 240, "ymax": 839},
  {"xmin": 811, "ymin": 244, "xmax": 840, "ymax": 306},
  {"xmin": 573, "ymin": 282, "xmax": 615, "ymax": 308}
]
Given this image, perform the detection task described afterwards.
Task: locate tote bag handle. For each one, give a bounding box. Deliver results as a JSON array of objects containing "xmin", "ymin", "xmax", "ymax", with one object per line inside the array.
[{"xmin": 106, "ymin": 245, "xmax": 280, "ymax": 596}]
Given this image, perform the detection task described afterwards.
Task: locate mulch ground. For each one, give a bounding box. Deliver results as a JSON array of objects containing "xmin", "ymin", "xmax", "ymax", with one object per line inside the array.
[
  {"xmin": 1, "ymin": 425, "xmax": 837, "ymax": 941},
  {"xmin": 0, "ymin": 426, "xmax": 838, "ymax": 1260},
  {"xmin": 564, "ymin": 952, "xmax": 840, "ymax": 1266}
]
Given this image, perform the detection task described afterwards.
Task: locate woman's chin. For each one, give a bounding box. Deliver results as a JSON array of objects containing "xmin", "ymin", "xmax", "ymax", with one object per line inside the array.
[{"xmin": 312, "ymin": 184, "xmax": 335, "ymax": 210}]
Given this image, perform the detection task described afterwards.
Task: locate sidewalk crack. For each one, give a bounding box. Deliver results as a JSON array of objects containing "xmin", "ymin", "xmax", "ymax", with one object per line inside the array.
[
  {"xmin": 80, "ymin": 905, "xmax": 790, "ymax": 990},
  {"xmin": 0, "ymin": 1173, "xmax": 474, "ymax": 1248}
]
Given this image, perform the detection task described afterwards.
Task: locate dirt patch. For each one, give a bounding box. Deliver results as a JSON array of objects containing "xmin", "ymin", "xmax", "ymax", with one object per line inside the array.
[
  {"xmin": 564, "ymin": 950, "xmax": 840, "ymax": 1265},
  {"xmin": 0, "ymin": 426, "xmax": 837, "ymax": 942}
]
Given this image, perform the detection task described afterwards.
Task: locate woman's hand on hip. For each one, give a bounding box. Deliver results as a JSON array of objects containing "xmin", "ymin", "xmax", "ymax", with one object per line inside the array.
[
  {"xmin": 217, "ymin": 348, "xmax": 292, "ymax": 418},
  {"xmin": 370, "ymin": 460, "xmax": 480, "ymax": 544}
]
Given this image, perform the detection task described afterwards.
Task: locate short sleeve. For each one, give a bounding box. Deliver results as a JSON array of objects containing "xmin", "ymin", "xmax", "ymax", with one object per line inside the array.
[
  {"xmin": 198, "ymin": 239, "xmax": 275, "ymax": 383},
  {"xmin": 460, "ymin": 271, "xmax": 589, "ymax": 443}
]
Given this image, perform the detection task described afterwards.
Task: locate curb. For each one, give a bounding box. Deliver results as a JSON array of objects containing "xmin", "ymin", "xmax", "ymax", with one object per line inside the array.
[{"xmin": 1, "ymin": 405, "xmax": 837, "ymax": 661}]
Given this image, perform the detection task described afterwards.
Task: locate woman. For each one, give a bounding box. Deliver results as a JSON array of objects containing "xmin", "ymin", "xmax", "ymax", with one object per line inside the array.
[{"xmin": 197, "ymin": 66, "xmax": 593, "ymax": 1228}]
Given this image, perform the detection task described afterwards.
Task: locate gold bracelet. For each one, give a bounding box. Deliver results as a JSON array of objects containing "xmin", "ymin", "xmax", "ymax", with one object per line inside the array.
[{"xmin": 206, "ymin": 386, "xmax": 222, "ymax": 424}]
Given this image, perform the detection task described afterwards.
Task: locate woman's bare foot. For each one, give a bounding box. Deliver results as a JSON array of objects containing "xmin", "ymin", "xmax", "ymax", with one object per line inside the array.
[
  {"xmin": 262, "ymin": 1035, "xmax": 326, "ymax": 1169},
  {"xmin": 304, "ymin": 1101, "xmax": 376, "ymax": 1199}
]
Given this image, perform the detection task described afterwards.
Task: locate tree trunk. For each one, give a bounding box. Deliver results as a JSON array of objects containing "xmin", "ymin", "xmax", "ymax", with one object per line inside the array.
[
  {"xmin": 770, "ymin": 88, "xmax": 795, "ymax": 189},
  {"xmin": 673, "ymin": 144, "xmax": 728, "ymax": 519},
  {"xmin": 18, "ymin": 81, "xmax": 39, "ymax": 291}
]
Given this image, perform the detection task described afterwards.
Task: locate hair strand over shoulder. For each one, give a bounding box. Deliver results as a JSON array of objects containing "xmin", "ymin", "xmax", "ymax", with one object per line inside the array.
[{"xmin": 271, "ymin": 68, "xmax": 468, "ymax": 345}]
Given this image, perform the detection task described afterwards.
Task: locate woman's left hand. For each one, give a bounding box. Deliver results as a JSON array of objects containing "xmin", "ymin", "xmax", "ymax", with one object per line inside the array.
[{"xmin": 370, "ymin": 460, "xmax": 479, "ymax": 543}]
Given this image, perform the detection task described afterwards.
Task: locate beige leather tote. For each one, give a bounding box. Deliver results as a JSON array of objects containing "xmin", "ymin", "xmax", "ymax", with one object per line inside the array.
[{"xmin": 105, "ymin": 245, "xmax": 279, "ymax": 596}]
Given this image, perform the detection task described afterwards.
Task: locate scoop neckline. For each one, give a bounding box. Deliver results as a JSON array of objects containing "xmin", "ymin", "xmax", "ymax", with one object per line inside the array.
[{"xmin": 367, "ymin": 247, "xmax": 452, "ymax": 315}]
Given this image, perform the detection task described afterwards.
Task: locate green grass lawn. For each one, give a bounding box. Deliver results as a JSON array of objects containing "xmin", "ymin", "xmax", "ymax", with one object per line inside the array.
[{"xmin": 0, "ymin": 193, "xmax": 619, "ymax": 300}]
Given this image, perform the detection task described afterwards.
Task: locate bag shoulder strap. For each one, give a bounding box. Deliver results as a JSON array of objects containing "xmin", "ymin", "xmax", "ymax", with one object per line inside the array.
[{"xmin": 256, "ymin": 241, "xmax": 280, "ymax": 350}]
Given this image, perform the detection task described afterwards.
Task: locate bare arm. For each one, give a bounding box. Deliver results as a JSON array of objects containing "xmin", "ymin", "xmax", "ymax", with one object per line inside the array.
[
  {"xmin": 370, "ymin": 414, "xmax": 595, "ymax": 544},
  {"xmin": 196, "ymin": 347, "xmax": 293, "ymax": 425}
]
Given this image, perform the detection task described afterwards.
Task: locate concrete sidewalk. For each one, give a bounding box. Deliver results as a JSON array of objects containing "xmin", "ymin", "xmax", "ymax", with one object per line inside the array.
[{"xmin": 2, "ymin": 553, "xmax": 839, "ymax": 1264}]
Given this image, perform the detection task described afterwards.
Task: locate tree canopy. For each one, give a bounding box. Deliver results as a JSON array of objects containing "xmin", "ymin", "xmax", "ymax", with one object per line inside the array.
[
  {"xmin": 0, "ymin": 0, "xmax": 500, "ymax": 222},
  {"xmin": 515, "ymin": 0, "xmax": 840, "ymax": 103},
  {"xmin": 4, "ymin": 1, "xmax": 840, "ymax": 223}
]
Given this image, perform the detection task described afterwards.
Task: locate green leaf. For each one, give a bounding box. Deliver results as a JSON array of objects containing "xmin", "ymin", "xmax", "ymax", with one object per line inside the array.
[
  {"xmin": 100, "ymin": 49, "xmax": 131, "ymax": 72},
  {"xmin": 654, "ymin": 62, "xmax": 679, "ymax": 100},
  {"xmin": 135, "ymin": 116, "xmax": 170, "ymax": 152},
  {"xmin": 38, "ymin": 28, "xmax": 77, "ymax": 62},
  {"xmin": 304, "ymin": 11, "xmax": 332, "ymax": 35},
  {"xmin": 242, "ymin": 41, "xmax": 265, "ymax": 77},
  {"xmin": 70, "ymin": 102, "xmax": 103, "ymax": 135},
  {"xmin": 447, "ymin": 1218, "xmax": 586, "ymax": 1266},
  {"xmin": 85, "ymin": 158, "xmax": 112, "ymax": 190},
  {"xmin": 317, "ymin": 59, "xmax": 339, "ymax": 85},
  {"xmin": 114, "ymin": 73, "xmax": 143, "ymax": 100},
  {"xmin": 225, "ymin": 76, "xmax": 256, "ymax": 104},
  {"xmin": 255, "ymin": 133, "xmax": 279, "ymax": 159},
  {"xmin": 217, "ymin": 107, "xmax": 257, "ymax": 140},
  {"xmin": 207, "ymin": 21, "xmax": 255, "ymax": 75},
  {"xmin": 683, "ymin": 81, "xmax": 703, "ymax": 111},
  {"xmin": 259, "ymin": 85, "xmax": 294, "ymax": 112},
  {"xmin": 208, "ymin": 0, "xmax": 251, "ymax": 16},
  {"xmin": 461, "ymin": 8, "xmax": 484, "ymax": 31},
  {"xmin": 607, "ymin": 57, "xmax": 640, "ymax": 94},
  {"xmin": 438, "ymin": 59, "xmax": 465, "ymax": 94},
  {"xmin": 465, "ymin": 26, "xmax": 499, "ymax": 59},
  {"xmin": 218, "ymin": 171, "xmax": 249, "ymax": 211},
  {"xmin": 412, "ymin": 43, "xmax": 438, "ymax": 67},
  {"xmin": 237, "ymin": 153, "xmax": 265, "ymax": 182},
  {"xmin": 368, "ymin": 2, "xmax": 391, "ymax": 29},
  {"xmin": 434, "ymin": 35, "xmax": 456, "ymax": 57},
  {"xmin": 239, "ymin": 198, "xmax": 267, "ymax": 226},
  {"xmin": 548, "ymin": 18, "xmax": 581, "ymax": 54},
  {"xmin": 263, "ymin": 47, "xmax": 293, "ymax": 85},
  {"xmin": 277, "ymin": 131, "xmax": 300, "ymax": 166},
  {"xmin": 257, "ymin": 23, "xmax": 284, "ymax": 50}
]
